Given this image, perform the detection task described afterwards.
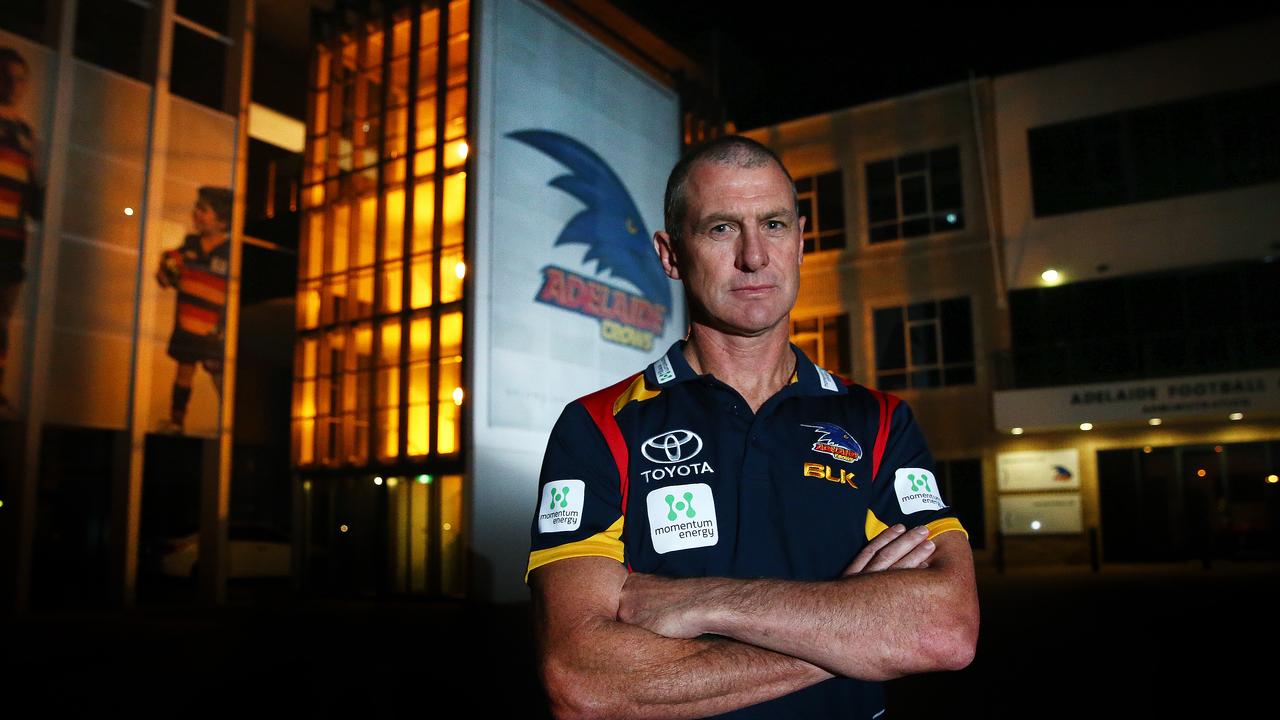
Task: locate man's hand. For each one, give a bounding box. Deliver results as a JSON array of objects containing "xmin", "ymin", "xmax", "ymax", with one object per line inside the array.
[
  {"xmin": 843, "ymin": 523, "xmax": 937, "ymax": 575},
  {"xmin": 619, "ymin": 523, "xmax": 938, "ymax": 639}
]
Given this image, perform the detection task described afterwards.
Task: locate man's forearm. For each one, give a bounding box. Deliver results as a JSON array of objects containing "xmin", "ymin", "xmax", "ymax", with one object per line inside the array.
[
  {"xmin": 540, "ymin": 613, "xmax": 832, "ymax": 720},
  {"xmin": 619, "ymin": 532, "xmax": 979, "ymax": 682}
]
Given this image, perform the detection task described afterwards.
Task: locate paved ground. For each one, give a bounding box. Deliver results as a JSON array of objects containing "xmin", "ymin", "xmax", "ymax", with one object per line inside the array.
[{"xmin": 5, "ymin": 562, "xmax": 1276, "ymax": 718}]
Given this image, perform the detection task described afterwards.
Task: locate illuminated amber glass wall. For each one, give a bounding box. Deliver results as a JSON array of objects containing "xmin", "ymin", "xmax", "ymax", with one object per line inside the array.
[
  {"xmin": 294, "ymin": 1, "xmax": 469, "ymax": 596},
  {"xmin": 294, "ymin": 2, "xmax": 471, "ymax": 594}
]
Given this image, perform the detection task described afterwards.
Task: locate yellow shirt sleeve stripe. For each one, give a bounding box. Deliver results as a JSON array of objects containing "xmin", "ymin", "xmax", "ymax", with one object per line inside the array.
[
  {"xmin": 865, "ymin": 508, "xmax": 969, "ymax": 542},
  {"xmin": 526, "ymin": 514, "xmax": 625, "ymax": 584}
]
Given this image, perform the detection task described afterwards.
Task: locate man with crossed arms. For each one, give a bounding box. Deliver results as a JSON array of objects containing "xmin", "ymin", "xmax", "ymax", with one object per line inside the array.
[{"xmin": 527, "ymin": 135, "xmax": 979, "ymax": 719}]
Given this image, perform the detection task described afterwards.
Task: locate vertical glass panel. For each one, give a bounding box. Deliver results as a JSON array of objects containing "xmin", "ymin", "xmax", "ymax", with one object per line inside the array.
[
  {"xmin": 364, "ymin": 29, "xmax": 384, "ymax": 68},
  {"xmin": 306, "ymin": 211, "xmax": 326, "ymax": 277},
  {"xmin": 442, "ymin": 173, "xmax": 465, "ymax": 247},
  {"xmin": 380, "ymin": 320, "xmax": 401, "ymax": 367},
  {"xmin": 437, "ymin": 357, "xmax": 461, "ymax": 454},
  {"xmin": 382, "ymin": 260, "xmax": 403, "ymax": 313},
  {"xmin": 410, "ymin": 315, "xmax": 432, "ymax": 361},
  {"xmin": 414, "ymin": 149, "xmax": 437, "ymax": 178},
  {"xmin": 314, "ymin": 45, "xmax": 331, "ymax": 88},
  {"xmin": 449, "ymin": 0, "xmax": 470, "ymax": 34},
  {"xmin": 415, "ymin": 97, "xmax": 438, "ymax": 149},
  {"xmin": 387, "ymin": 477, "xmax": 408, "ymax": 591},
  {"xmin": 909, "ymin": 323, "xmax": 939, "ymax": 365},
  {"xmin": 331, "ymin": 202, "xmax": 350, "ymax": 273},
  {"xmin": 385, "ymin": 104, "xmax": 408, "ymax": 158},
  {"xmin": 299, "ymin": 281, "xmax": 320, "ymax": 329},
  {"xmin": 377, "ymin": 408, "xmax": 399, "ymax": 461},
  {"xmin": 312, "ymin": 90, "xmax": 329, "ymax": 136},
  {"xmin": 419, "ymin": 7, "xmax": 440, "ymax": 53},
  {"xmin": 874, "ymin": 307, "xmax": 906, "ymax": 371},
  {"xmin": 447, "ymin": 33, "xmax": 468, "ymax": 86},
  {"xmin": 413, "ymin": 180, "xmax": 435, "ymax": 254},
  {"xmin": 440, "ymin": 311, "xmax": 463, "ymax": 355},
  {"xmin": 444, "ymin": 87, "xmax": 467, "ymax": 141},
  {"xmin": 392, "ymin": 15, "xmax": 411, "ymax": 56},
  {"xmin": 407, "ymin": 401, "xmax": 429, "ymax": 457},
  {"xmin": 325, "ymin": 274, "xmax": 348, "ymax": 324},
  {"xmin": 388, "ymin": 58, "xmax": 409, "ymax": 108},
  {"xmin": 440, "ymin": 474, "xmax": 464, "ymax": 596},
  {"xmin": 409, "ymin": 479, "xmax": 431, "ymax": 593},
  {"xmin": 444, "ymin": 140, "xmax": 468, "ymax": 170},
  {"xmin": 297, "ymin": 418, "xmax": 315, "ymax": 464},
  {"xmin": 383, "ymin": 188, "xmax": 404, "ymax": 260},
  {"xmin": 410, "ymin": 254, "xmax": 434, "ymax": 309},
  {"xmin": 301, "ymin": 337, "xmax": 318, "ymax": 379},
  {"xmin": 382, "ymin": 159, "xmax": 406, "ymax": 186},
  {"xmin": 354, "ymin": 324, "xmax": 373, "ymax": 371},
  {"xmin": 356, "ymin": 195, "xmax": 377, "ymax": 267},
  {"xmin": 440, "ymin": 245, "xmax": 464, "ymax": 303}
]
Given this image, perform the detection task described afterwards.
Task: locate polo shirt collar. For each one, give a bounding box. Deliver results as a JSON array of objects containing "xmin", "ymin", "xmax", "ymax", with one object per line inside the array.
[{"xmin": 645, "ymin": 339, "xmax": 846, "ymax": 396}]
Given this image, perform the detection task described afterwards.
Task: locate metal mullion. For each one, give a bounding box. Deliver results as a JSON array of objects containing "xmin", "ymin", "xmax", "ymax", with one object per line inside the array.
[
  {"xmin": 367, "ymin": 9, "xmax": 393, "ymax": 467},
  {"xmin": 426, "ymin": 0, "xmax": 452, "ymax": 598},
  {"xmin": 398, "ymin": 3, "xmax": 421, "ymax": 463}
]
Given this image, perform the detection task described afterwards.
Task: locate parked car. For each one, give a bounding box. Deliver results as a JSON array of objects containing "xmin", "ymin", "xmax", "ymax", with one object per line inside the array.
[{"xmin": 150, "ymin": 524, "xmax": 291, "ymax": 579}]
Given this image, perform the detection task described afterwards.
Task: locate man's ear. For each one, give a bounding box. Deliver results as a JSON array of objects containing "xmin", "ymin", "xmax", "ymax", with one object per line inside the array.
[{"xmin": 654, "ymin": 230, "xmax": 680, "ymax": 281}]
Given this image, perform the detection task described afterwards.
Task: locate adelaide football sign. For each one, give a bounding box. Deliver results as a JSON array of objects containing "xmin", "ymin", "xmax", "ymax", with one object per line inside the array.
[{"xmin": 509, "ymin": 129, "xmax": 671, "ymax": 352}]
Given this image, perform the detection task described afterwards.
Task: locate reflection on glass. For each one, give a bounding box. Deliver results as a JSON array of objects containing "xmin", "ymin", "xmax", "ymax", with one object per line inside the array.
[
  {"xmin": 413, "ymin": 180, "xmax": 434, "ymax": 254},
  {"xmin": 410, "ymin": 253, "xmax": 433, "ymax": 309},
  {"xmin": 383, "ymin": 188, "xmax": 404, "ymax": 260},
  {"xmin": 441, "ymin": 474, "xmax": 464, "ymax": 595}
]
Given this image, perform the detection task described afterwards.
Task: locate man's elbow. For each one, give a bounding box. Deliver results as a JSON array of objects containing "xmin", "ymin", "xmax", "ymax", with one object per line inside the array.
[
  {"xmin": 540, "ymin": 653, "xmax": 621, "ymax": 720},
  {"xmin": 927, "ymin": 599, "xmax": 979, "ymax": 672}
]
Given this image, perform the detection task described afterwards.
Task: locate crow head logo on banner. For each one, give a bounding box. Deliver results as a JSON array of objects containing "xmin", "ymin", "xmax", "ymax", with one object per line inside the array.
[{"xmin": 509, "ymin": 129, "xmax": 671, "ymax": 351}]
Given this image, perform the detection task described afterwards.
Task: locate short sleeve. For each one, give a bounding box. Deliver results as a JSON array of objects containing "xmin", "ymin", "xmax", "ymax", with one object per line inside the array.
[
  {"xmin": 525, "ymin": 401, "xmax": 627, "ymax": 584},
  {"xmin": 865, "ymin": 398, "xmax": 969, "ymax": 544}
]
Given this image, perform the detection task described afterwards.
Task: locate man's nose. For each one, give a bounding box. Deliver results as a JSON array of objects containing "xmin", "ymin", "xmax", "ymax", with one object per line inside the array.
[{"xmin": 736, "ymin": 225, "xmax": 769, "ymax": 272}]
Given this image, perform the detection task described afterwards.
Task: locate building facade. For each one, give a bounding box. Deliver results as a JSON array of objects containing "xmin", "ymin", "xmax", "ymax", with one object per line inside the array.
[
  {"xmin": 293, "ymin": 0, "xmax": 709, "ymax": 601},
  {"xmin": 751, "ymin": 19, "xmax": 1280, "ymax": 569}
]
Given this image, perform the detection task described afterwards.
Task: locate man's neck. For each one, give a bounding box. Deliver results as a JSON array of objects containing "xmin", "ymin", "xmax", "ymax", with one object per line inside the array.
[
  {"xmin": 199, "ymin": 231, "xmax": 227, "ymax": 252},
  {"xmin": 683, "ymin": 323, "xmax": 795, "ymax": 414}
]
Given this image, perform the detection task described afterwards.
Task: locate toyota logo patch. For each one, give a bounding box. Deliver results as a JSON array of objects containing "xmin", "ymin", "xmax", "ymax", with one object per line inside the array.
[{"xmin": 641, "ymin": 429, "xmax": 704, "ymax": 464}]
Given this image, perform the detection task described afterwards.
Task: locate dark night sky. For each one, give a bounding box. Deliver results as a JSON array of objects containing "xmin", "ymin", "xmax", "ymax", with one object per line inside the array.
[{"xmin": 614, "ymin": 2, "xmax": 1280, "ymax": 130}]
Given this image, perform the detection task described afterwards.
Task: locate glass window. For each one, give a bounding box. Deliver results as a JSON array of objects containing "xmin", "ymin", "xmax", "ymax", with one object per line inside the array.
[
  {"xmin": 873, "ymin": 298, "xmax": 974, "ymax": 390},
  {"xmin": 793, "ymin": 169, "xmax": 844, "ymax": 253},
  {"xmin": 790, "ymin": 314, "xmax": 850, "ymax": 377},
  {"xmin": 865, "ymin": 146, "xmax": 965, "ymax": 243}
]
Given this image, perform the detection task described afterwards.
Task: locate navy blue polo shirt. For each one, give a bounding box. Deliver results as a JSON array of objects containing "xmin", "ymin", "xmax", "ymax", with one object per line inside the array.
[{"xmin": 528, "ymin": 339, "xmax": 968, "ymax": 719}]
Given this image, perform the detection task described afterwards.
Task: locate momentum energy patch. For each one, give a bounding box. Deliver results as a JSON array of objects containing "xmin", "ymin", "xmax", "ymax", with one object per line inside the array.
[
  {"xmin": 646, "ymin": 483, "xmax": 718, "ymax": 553},
  {"xmin": 539, "ymin": 479, "xmax": 585, "ymax": 533},
  {"xmin": 894, "ymin": 468, "xmax": 946, "ymax": 514}
]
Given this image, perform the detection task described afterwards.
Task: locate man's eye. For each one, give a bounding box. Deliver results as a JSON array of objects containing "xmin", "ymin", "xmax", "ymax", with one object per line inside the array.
[
  {"xmin": 711, "ymin": 223, "xmax": 731, "ymax": 233},
  {"xmin": 766, "ymin": 220, "xmax": 784, "ymax": 229}
]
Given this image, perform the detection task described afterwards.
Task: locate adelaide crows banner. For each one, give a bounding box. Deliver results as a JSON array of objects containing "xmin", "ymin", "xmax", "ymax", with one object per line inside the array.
[{"xmin": 471, "ymin": 0, "xmax": 681, "ymax": 600}]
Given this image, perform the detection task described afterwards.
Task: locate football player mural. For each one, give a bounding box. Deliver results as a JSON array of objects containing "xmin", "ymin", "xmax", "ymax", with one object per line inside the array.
[
  {"xmin": 0, "ymin": 46, "xmax": 42, "ymax": 418},
  {"xmin": 154, "ymin": 187, "xmax": 232, "ymax": 434}
]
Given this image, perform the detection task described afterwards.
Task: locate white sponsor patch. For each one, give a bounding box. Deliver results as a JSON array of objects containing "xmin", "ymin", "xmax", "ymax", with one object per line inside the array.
[
  {"xmin": 894, "ymin": 468, "xmax": 946, "ymax": 514},
  {"xmin": 646, "ymin": 483, "xmax": 718, "ymax": 554},
  {"xmin": 816, "ymin": 366, "xmax": 839, "ymax": 392},
  {"xmin": 654, "ymin": 355, "xmax": 676, "ymax": 384},
  {"xmin": 538, "ymin": 479, "xmax": 585, "ymax": 533}
]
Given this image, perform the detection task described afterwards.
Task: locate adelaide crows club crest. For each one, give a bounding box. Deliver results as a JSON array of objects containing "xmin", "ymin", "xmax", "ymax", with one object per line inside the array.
[
  {"xmin": 802, "ymin": 422, "xmax": 863, "ymax": 464},
  {"xmin": 509, "ymin": 130, "xmax": 671, "ymax": 352}
]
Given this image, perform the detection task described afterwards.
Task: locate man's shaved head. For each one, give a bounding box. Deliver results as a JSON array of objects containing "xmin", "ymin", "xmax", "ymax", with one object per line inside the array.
[{"xmin": 663, "ymin": 135, "xmax": 796, "ymax": 246}]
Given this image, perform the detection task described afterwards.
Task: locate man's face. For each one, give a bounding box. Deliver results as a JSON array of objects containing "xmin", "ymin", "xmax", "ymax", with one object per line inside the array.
[
  {"xmin": 655, "ymin": 160, "xmax": 804, "ymax": 337},
  {"xmin": 192, "ymin": 200, "xmax": 226, "ymax": 236}
]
